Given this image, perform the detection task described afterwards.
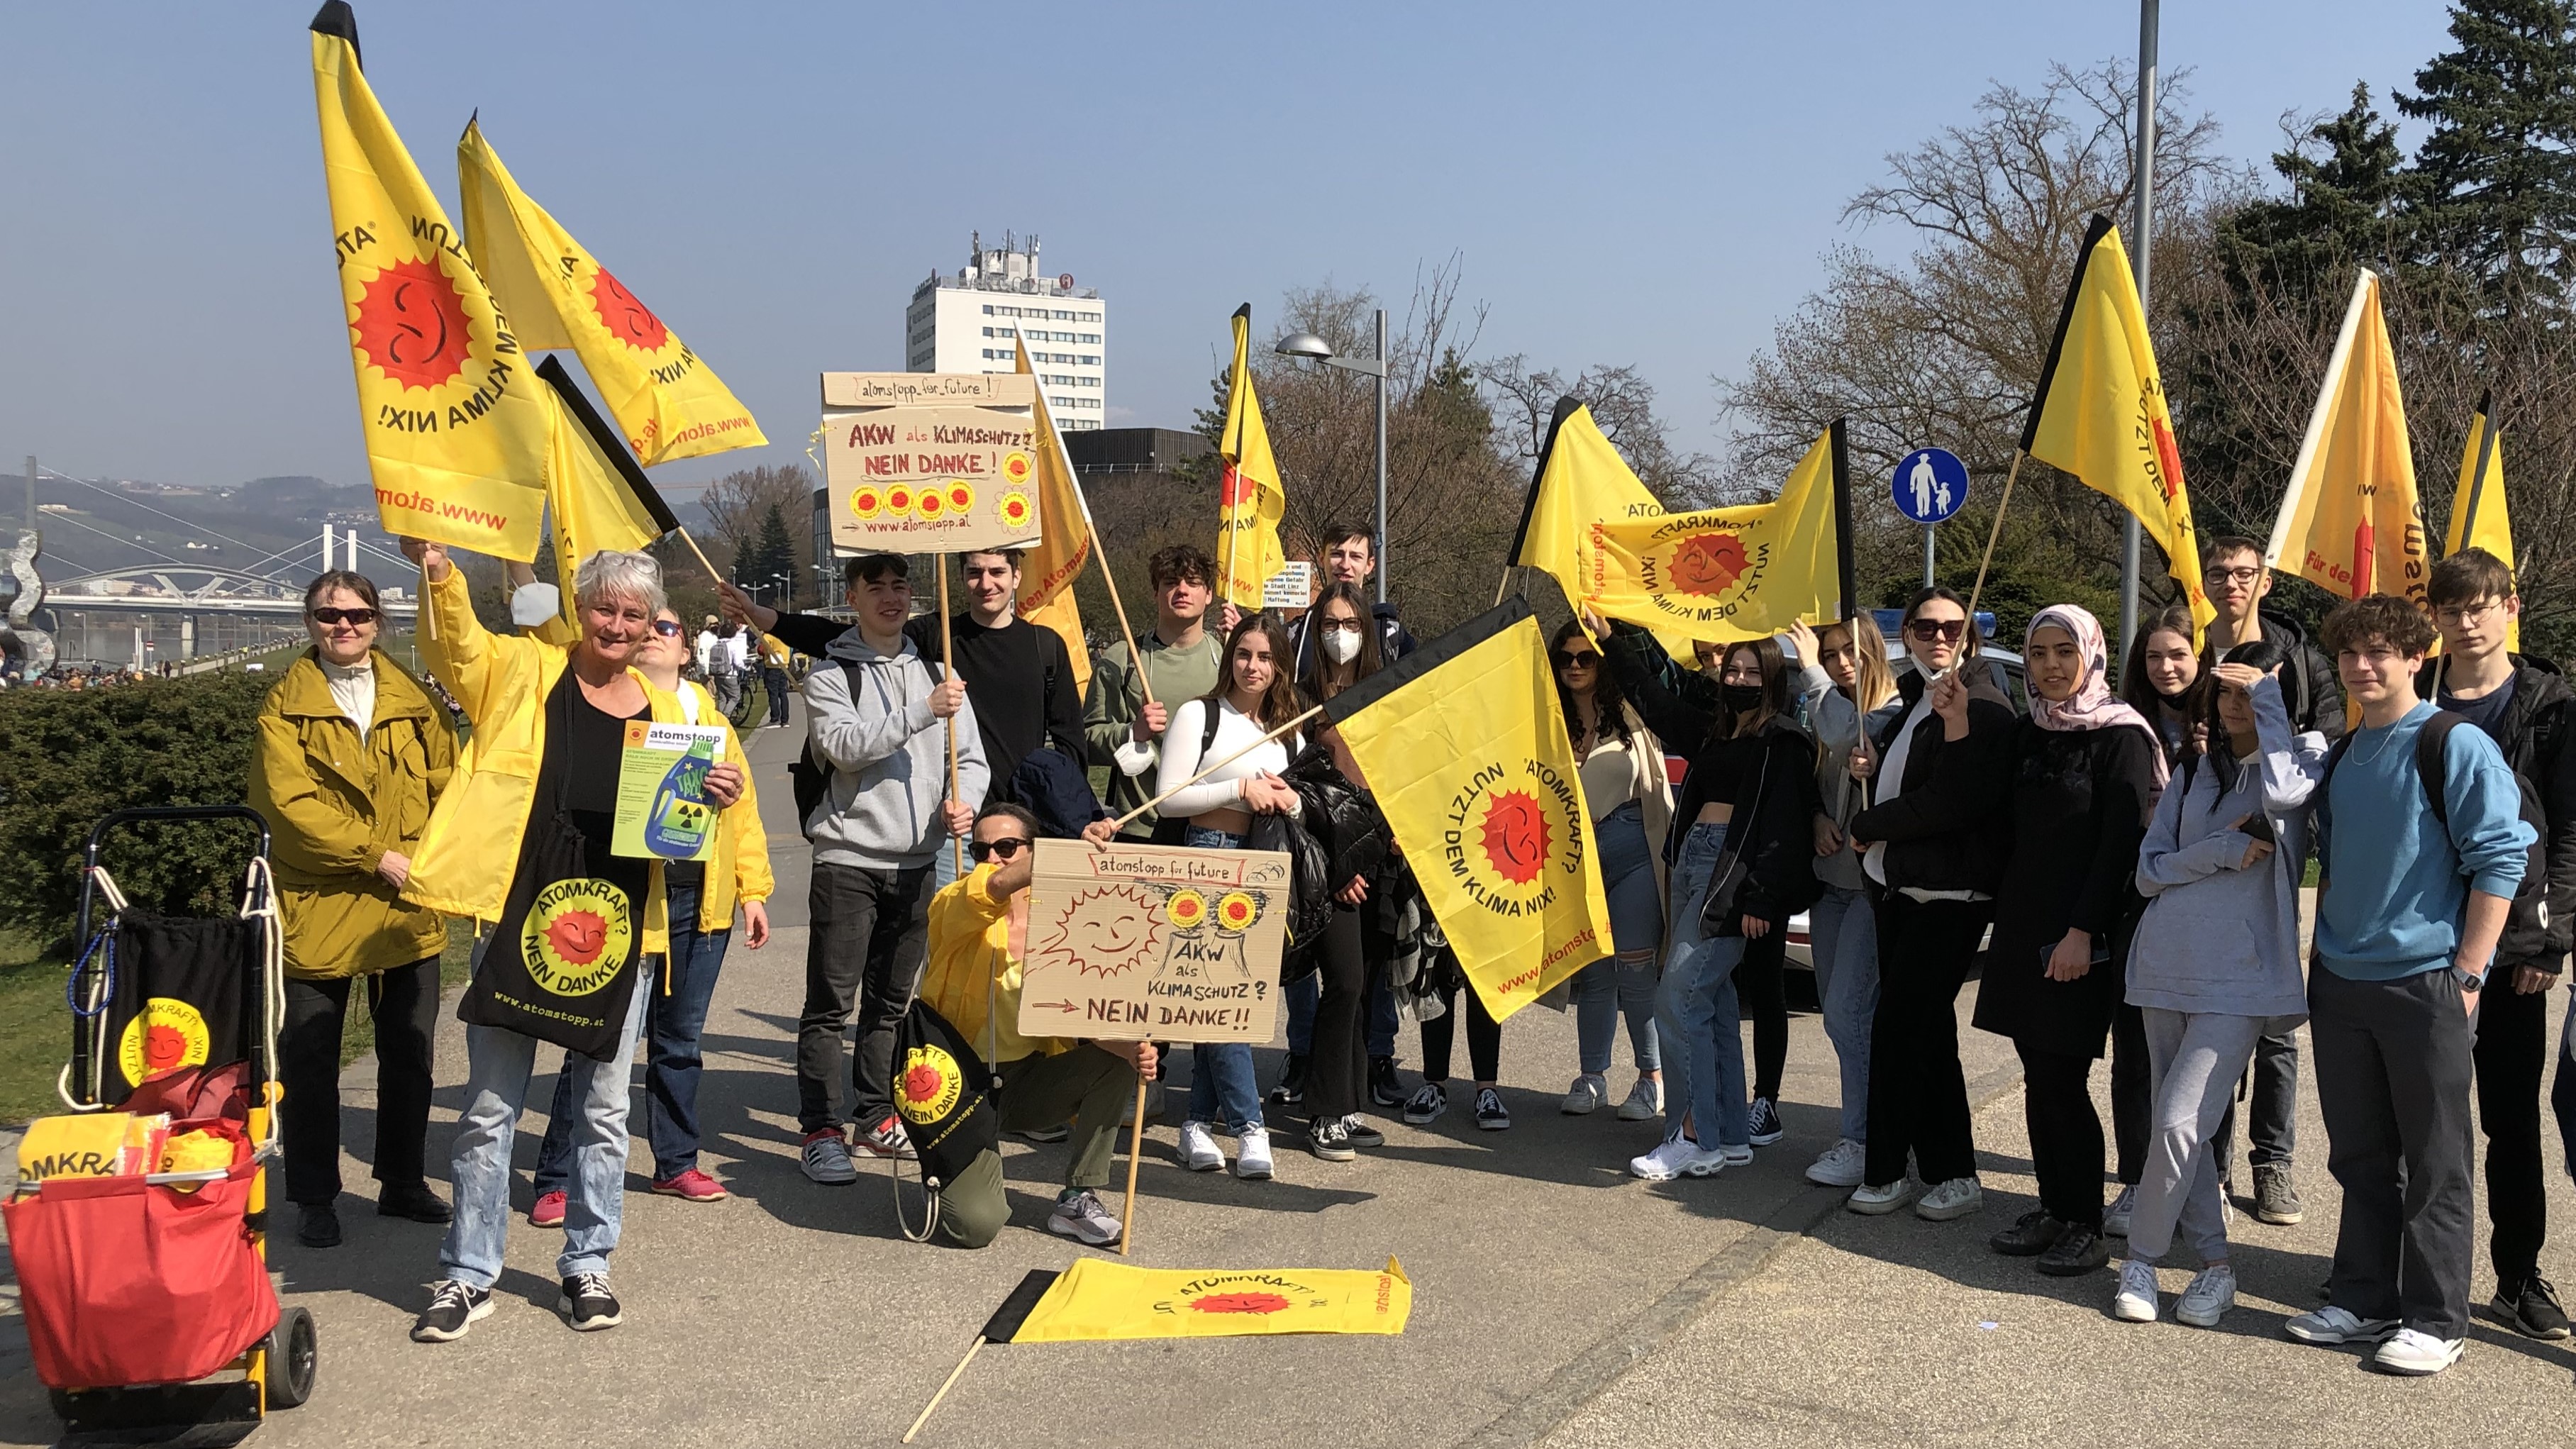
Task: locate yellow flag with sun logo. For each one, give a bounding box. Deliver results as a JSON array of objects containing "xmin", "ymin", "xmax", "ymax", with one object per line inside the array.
[
  {"xmin": 458, "ymin": 119, "xmax": 766, "ymax": 467},
  {"xmin": 1322, "ymin": 598, "xmax": 1610, "ymax": 1022},
  {"xmin": 311, "ymin": 3, "xmax": 548, "ymax": 560},
  {"xmin": 1585, "ymin": 426, "xmax": 1842, "ymax": 641},
  {"xmin": 979, "ymin": 1258, "xmax": 1412, "ymax": 1343},
  {"xmin": 1217, "ymin": 305, "xmax": 1290, "ymax": 606}
]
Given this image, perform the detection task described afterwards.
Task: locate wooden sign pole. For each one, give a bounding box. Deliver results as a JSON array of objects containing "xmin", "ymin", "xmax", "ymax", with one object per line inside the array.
[
  {"xmin": 1106, "ymin": 703, "xmax": 1325, "ymax": 833},
  {"xmin": 938, "ymin": 557, "xmax": 964, "ymax": 877},
  {"xmin": 1118, "ymin": 1075, "xmax": 1149, "ymax": 1256}
]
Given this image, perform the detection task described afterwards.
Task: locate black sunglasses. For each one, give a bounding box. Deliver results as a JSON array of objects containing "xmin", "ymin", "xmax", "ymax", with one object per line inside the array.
[
  {"xmin": 652, "ymin": 620, "xmax": 684, "ymax": 637},
  {"xmin": 1553, "ymin": 650, "xmax": 1599, "ymax": 668},
  {"xmin": 310, "ymin": 607, "xmax": 378, "ymax": 626},
  {"xmin": 1906, "ymin": 618, "xmax": 1967, "ymax": 643},
  {"xmin": 969, "ymin": 837, "xmax": 1032, "ymax": 863}
]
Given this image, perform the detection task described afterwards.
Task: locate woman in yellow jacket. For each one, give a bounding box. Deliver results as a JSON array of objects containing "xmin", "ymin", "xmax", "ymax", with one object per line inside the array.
[
  {"xmin": 400, "ymin": 540, "xmax": 745, "ymax": 1343},
  {"xmin": 531, "ymin": 602, "xmax": 772, "ymax": 1214},
  {"xmin": 248, "ymin": 570, "xmax": 458, "ymax": 1250}
]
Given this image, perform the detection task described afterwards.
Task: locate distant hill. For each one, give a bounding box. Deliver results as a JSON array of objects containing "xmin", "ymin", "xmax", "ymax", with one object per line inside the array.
[{"xmin": 31, "ymin": 472, "xmax": 407, "ymax": 592}]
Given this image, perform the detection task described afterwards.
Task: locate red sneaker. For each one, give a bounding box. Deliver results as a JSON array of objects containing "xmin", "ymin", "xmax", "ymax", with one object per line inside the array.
[
  {"xmin": 528, "ymin": 1190, "xmax": 567, "ymax": 1228},
  {"xmin": 650, "ymin": 1169, "xmax": 729, "ymax": 1202}
]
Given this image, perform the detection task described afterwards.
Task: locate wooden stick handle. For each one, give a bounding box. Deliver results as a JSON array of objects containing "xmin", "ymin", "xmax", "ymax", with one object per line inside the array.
[
  {"xmin": 1117, "ymin": 1073, "xmax": 1148, "ymax": 1256},
  {"xmin": 901, "ymin": 1337, "xmax": 987, "ymax": 1443},
  {"xmin": 677, "ymin": 526, "xmax": 723, "ymax": 584},
  {"xmin": 418, "ymin": 557, "xmax": 438, "ymax": 642},
  {"xmin": 939, "ymin": 558, "xmax": 964, "ymax": 876},
  {"xmin": 1965, "ymin": 451, "xmax": 2026, "ymax": 626},
  {"xmin": 1109, "ymin": 703, "xmax": 1324, "ymax": 832}
]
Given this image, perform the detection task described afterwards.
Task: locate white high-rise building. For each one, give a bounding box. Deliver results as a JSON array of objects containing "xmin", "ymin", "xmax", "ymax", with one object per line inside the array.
[{"xmin": 904, "ymin": 231, "xmax": 1105, "ymax": 430}]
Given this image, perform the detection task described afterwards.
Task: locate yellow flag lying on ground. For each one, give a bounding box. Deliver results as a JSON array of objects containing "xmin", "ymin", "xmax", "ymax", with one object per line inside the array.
[
  {"xmin": 1013, "ymin": 333, "xmax": 1094, "ymax": 696},
  {"xmin": 536, "ymin": 357, "xmax": 679, "ymax": 628},
  {"xmin": 1217, "ymin": 306, "xmax": 1289, "ymax": 606},
  {"xmin": 1507, "ymin": 401, "xmax": 1697, "ymax": 662},
  {"xmin": 2443, "ymin": 393, "xmax": 2519, "ymax": 650},
  {"xmin": 2265, "ymin": 268, "xmax": 2427, "ymax": 607},
  {"xmin": 2023, "ymin": 214, "xmax": 2214, "ymax": 637},
  {"xmin": 311, "ymin": 3, "xmax": 548, "ymax": 561},
  {"xmin": 1323, "ymin": 598, "xmax": 1611, "ymax": 1021},
  {"xmin": 1587, "ymin": 426, "xmax": 1841, "ymax": 641},
  {"xmin": 458, "ymin": 119, "xmax": 765, "ymax": 467},
  {"xmin": 982, "ymin": 1258, "xmax": 1411, "ymax": 1343}
]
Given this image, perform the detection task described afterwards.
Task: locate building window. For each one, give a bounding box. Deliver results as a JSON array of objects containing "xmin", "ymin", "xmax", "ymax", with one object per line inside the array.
[
  {"xmin": 1078, "ymin": 355, "xmax": 1099, "ymax": 365},
  {"xmin": 982, "ymin": 304, "xmax": 994, "ymax": 314}
]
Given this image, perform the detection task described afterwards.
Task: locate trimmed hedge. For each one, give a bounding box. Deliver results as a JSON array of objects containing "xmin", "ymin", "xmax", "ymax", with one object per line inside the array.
[{"xmin": 0, "ymin": 672, "xmax": 276, "ymax": 949}]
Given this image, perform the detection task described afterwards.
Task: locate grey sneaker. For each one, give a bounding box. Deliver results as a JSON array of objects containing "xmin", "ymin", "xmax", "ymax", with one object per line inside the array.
[
  {"xmin": 2176, "ymin": 1264, "xmax": 2237, "ymax": 1328},
  {"xmin": 800, "ymin": 1130, "xmax": 857, "ymax": 1185},
  {"xmin": 1047, "ymin": 1189, "xmax": 1122, "ymax": 1246},
  {"xmin": 1561, "ymin": 1073, "xmax": 1609, "ymax": 1115},
  {"xmin": 1914, "ymin": 1176, "xmax": 1984, "ymax": 1221},
  {"xmin": 1016, "ymin": 1123, "xmax": 1072, "ymax": 1143},
  {"xmin": 2251, "ymin": 1162, "xmax": 2303, "ymax": 1225},
  {"xmin": 2284, "ymin": 1305, "xmax": 2399, "ymax": 1345},
  {"xmin": 2103, "ymin": 1184, "xmax": 2136, "ymax": 1237},
  {"xmin": 1615, "ymin": 1076, "xmax": 1662, "ymax": 1121}
]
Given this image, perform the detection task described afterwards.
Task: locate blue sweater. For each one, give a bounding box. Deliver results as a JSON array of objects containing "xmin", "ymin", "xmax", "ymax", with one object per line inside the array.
[{"xmin": 2316, "ymin": 702, "xmax": 2534, "ymax": 981}]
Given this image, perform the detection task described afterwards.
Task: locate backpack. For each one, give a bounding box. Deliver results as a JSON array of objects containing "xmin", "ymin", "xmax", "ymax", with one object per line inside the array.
[{"xmin": 2324, "ymin": 711, "xmax": 2550, "ymax": 957}]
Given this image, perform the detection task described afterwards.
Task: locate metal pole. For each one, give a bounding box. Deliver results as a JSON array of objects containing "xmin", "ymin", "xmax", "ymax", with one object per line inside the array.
[
  {"xmin": 2119, "ymin": 0, "xmax": 2158, "ymax": 657},
  {"xmin": 24, "ymin": 456, "xmax": 35, "ymax": 533},
  {"xmin": 1373, "ymin": 307, "xmax": 1389, "ymax": 606},
  {"xmin": 1923, "ymin": 526, "xmax": 1936, "ymax": 587}
]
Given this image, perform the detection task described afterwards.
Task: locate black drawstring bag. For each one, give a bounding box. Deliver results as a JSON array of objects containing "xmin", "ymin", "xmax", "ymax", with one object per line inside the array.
[
  {"xmin": 892, "ymin": 996, "xmax": 998, "ymax": 1191},
  {"xmin": 97, "ymin": 913, "xmax": 256, "ymax": 1104},
  {"xmin": 457, "ymin": 675, "xmax": 651, "ymax": 1060}
]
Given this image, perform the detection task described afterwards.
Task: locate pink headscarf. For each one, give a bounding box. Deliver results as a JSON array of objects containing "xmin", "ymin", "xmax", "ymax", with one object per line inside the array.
[{"xmin": 2025, "ymin": 604, "xmax": 2170, "ymax": 789}]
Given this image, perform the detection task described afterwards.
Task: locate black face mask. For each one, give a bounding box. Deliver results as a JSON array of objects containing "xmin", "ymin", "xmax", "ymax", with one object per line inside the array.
[{"xmin": 1722, "ymin": 683, "xmax": 1765, "ymax": 714}]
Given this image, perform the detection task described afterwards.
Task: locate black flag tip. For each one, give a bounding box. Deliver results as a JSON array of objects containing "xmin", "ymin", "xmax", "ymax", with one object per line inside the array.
[
  {"xmin": 1232, "ymin": 303, "xmax": 1251, "ymax": 321},
  {"xmin": 1549, "ymin": 395, "xmax": 1583, "ymax": 429},
  {"xmin": 310, "ymin": 1, "xmax": 358, "ymax": 45},
  {"xmin": 977, "ymin": 1270, "xmax": 1063, "ymax": 1344}
]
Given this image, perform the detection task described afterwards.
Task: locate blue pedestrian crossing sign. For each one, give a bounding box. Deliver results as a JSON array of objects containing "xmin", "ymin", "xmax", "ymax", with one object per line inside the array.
[{"xmin": 1892, "ymin": 448, "xmax": 1969, "ymax": 525}]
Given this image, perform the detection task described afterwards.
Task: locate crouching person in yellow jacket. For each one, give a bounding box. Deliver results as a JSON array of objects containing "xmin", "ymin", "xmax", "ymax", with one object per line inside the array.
[
  {"xmin": 921, "ymin": 803, "xmax": 1155, "ymax": 1248},
  {"xmin": 397, "ymin": 540, "xmax": 743, "ymax": 1344}
]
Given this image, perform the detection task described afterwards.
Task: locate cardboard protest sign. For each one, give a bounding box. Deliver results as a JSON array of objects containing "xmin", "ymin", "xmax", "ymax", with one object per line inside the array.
[
  {"xmin": 822, "ymin": 372, "xmax": 1036, "ymax": 410},
  {"xmin": 820, "ymin": 380, "xmax": 1046, "ymax": 553},
  {"xmin": 1017, "ymin": 839, "xmax": 1287, "ymax": 1044},
  {"xmin": 611, "ymin": 721, "xmax": 727, "ymax": 862}
]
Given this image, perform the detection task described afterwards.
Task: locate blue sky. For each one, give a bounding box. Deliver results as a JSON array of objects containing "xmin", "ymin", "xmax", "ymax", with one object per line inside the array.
[{"xmin": 0, "ymin": 1, "xmax": 2459, "ymax": 503}]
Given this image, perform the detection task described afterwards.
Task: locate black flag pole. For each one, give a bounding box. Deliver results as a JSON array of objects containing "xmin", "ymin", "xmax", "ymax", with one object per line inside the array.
[
  {"xmin": 1829, "ymin": 417, "xmax": 1856, "ymax": 623},
  {"xmin": 535, "ymin": 355, "xmax": 721, "ymax": 582},
  {"xmin": 2458, "ymin": 388, "xmax": 2501, "ymax": 559},
  {"xmin": 1499, "ymin": 395, "xmax": 1584, "ymax": 606}
]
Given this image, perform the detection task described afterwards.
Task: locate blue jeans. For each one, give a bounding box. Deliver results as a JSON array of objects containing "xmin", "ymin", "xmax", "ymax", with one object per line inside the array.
[
  {"xmin": 534, "ymin": 879, "xmax": 733, "ymax": 1188},
  {"xmin": 1655, "ymin": 823, "xmax": 1748, "ymax": 1148},
  {"xmin": 1183, "ymin": 823, "xmax": 1265, "ymax": 1133},
  {"xmin": 1808, "ymin": 884, "xmax": 1880, "ymax": 1144},
  {"xmin": 1284, "ymin": 971, "xmax": 1399, "ymax": 1060},
  {"xmin": 762, "ymin": 667, "xmax": 792, "ymax": 726},
  {"xmin": 439, "ymin": 951, "xmax": 652, "ymax": 1288},
  {"xmin": 1576, "ymin": 803, "xmax": 1664, "ymax": 1076}
]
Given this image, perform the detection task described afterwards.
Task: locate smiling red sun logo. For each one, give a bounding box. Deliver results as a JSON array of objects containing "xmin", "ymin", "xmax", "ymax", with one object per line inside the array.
[
  {"xmin": 543, "ymin": 910, "xmax": 610, "ymax": 966},
  {"xmin": 352, "ymin": 257, "xmax": 472, "ymax": 391},
  {"xmin": 1667, "ymin": 533, "xmax": 1750, "ymax": 597},
  {"xmin": 589, "ymin": 265, "xmax": 670, "ymax": 352},
  {"xmin": 1479, "ymin": 789, "xmax": 1550, "ymax": 885},
  {"xmin": 143, "ymin": 1023, "xmax": 189, "ymax": 1070},
  {"xmin": 1219, "ymin": 465, "xmax": 1261, "ymax": 509},
  {"xmin": 1189, "ymin": 1292, "xmax": 1292, "ymax": 1315},
  {"xmin": 901, "ymin": 1062, "xmax": 946, "ymax": 1105}
]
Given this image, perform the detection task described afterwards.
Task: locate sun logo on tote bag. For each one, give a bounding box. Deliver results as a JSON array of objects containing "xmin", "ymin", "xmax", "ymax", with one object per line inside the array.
[
  {"xmin": 896, "ymin": 1043, "xmax": 965, "ymax": 1126},
  {"xmin": 521, "ymin": 879, "xmax": 633, "ymax": 998},
  {"xmin": 118, "ymin": 996, "xmax": 211, "ymax": 1087}
]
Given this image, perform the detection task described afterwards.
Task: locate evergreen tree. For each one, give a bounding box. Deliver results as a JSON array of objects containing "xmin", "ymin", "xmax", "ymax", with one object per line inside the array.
[
  {"xmin": 2396, "ymin": 0, "xmax": 2576, "ymax": 304},
  {"xmin": 738, "ymin": 501, "xmax": 799, "ymax": 605},
  {"xmin": 2218, "ymin": 83, "xmax": 2409, "ymax": 299}
]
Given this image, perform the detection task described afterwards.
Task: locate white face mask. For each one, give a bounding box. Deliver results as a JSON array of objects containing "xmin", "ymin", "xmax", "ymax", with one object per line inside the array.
[{"xmin": 1322, "ymin": 627, "xmax": 1362, "ymax": 665}]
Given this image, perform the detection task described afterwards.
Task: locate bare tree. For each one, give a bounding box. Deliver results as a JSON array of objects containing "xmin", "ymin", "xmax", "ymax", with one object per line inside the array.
[{"xmin": 697, "ymin": 464, "xmax": 816, "ymax": 597}]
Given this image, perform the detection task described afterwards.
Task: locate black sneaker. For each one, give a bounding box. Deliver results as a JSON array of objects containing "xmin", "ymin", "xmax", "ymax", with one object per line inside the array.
[
  {"xmin": 2251, "ymin": 1162, "xmax": 2303, "ymax": 1225},
  {"xmin": 2494, "ymin": 1273, "xmax": 2574, "ymax": 1340},
  {"xmin": 1268, "ymin": 1053, "xmax": 1309, "ymax": 1106},
  {"xmin": 411, "ymin": 1279, "xmax": 492, "ymax": 1343},
  {"xmin": 1475, "ymin": 1087, "xmax": 1511, "ymax": 1131},
  {"xmin": 2036, "ymin": 1223, "xmax": 2111, "ymax": 1277},
  {"xmin": 1343, "ymin": 1116, "xmax": 1385, "ymax": 1148},
  {"xmin": 1307, "ymin": 1117, "xmax": 1355, "ymax": 1162},
  {"xmin": 1402, "ymin": 1082, "xmax": 1448, "ymax": 1125},
  {"xmin": 1369, "ymin": 1056, "xmax": 1408, "ymax": 1109},
  {"xmin": 1748, "ymin": 1096, "xmax": 1785, "ymax": 1145},
  {"xmin": 377, "ymin": 1183, "xmax": 452, "ymax": 1223},
  {"xmin": 559, "ymin": 1272, "xmax": 623, "ymax": 1331},
  {"xmin": 296, "ymin": 1203, "xmax": 343, "ymax": 1249},
  {"xmin": 1989, "ymin": 1209, "xmax": 2065, "ymax": 1257}
]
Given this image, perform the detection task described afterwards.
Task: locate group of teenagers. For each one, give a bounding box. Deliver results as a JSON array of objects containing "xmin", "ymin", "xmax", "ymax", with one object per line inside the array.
[{"xmin": 242, "ymin": 517, "xmax": 2575, "ymax": 1377}]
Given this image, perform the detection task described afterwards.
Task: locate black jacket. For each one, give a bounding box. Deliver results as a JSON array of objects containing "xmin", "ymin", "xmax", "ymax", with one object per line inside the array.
[
  {"xmin": 2212, "ymin": 608, "xmax": 2346, "ymax": 743},
  {"xmin": 2413, "ymin": 652, "xmax": 2576, "ymax": 971},
  {"xmin": 1847, "ymin": 665, "xmax": 2019, "ymax": 897},
  {"xmin": 1599, "ymin": 623, "xmax": 1819, "ymax": 928}
]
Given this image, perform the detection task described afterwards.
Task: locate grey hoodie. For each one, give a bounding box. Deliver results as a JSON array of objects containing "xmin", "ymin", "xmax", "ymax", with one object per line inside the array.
[
  {"xmin": 801, "ymin": 629, "xmax": 990, "ymax": 871},
  {"xmin": 2128, "ymin": 674, "xmax": 2322, "ymax": 1021}
]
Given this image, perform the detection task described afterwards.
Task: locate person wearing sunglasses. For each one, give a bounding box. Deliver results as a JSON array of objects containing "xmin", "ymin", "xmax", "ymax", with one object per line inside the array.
[
  {"xmin": 250, "ymin": 569, "xmax": 459, "ymax": 1250},
  {"xmin": 1841, "ymin": 585, "xmax": 2015, "ymax": 1224},
  {"xmin": 529, "ymin": 608, "xmax": 774, "ymax": 1218},
  {"xmin": 918, "ymin": 804, "xmax": 1158, "ymax": 1248}
]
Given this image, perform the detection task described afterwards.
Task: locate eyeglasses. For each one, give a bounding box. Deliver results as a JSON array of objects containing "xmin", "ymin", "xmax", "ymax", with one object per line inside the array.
[
  {"xmin": 2433, "ymin": 599, "xmax": 2505, "ymax": 627},
  {"xmin": 309, "ymin": 607, "xmax": 378, "ymax": 626},
  {"xmin": 1553, "ymin": 650, "xmax": 1599, "ymax": 668},
  {"xmin": 1906, "ymin": 618, "xmax": 1967, "ymax": 643},
  {"xmin": 2204, "ymin": 566, "xmax": 2263, "ymax": 586},
  {"xmin": 969, "ymin": 837, "xmax": 1031, "ymax": 863},
  {"xmin": 1318, "ymin": 618, "xmax": 1366, "ymax": 635},
  {"xmin": 651, "ymin": 620, "xmax": 683, "ymax": 637}
]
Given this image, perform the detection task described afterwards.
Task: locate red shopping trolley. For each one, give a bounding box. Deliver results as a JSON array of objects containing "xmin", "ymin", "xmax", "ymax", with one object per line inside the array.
[{"xmin": 7, "ymin": 806, "xmax": 318, "ymax": 1440}]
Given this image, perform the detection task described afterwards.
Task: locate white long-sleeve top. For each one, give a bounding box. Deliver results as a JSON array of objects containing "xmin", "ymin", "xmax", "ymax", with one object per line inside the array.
[{"xmin": 1133, "ymin": 696, "xmax": 1301, "ymax": 821}]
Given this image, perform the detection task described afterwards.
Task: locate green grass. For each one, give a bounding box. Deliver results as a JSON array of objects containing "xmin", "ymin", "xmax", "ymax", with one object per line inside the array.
[{"xmin": 0, "ymin": 918, "xmax": 477, "ymax": 1128}]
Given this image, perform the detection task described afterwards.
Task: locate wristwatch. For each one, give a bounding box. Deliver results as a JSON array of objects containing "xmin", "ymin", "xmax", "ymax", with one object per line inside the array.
[{"xmin": 2452, "ymin": 964, "xmax": 2487, "ymax": 993}]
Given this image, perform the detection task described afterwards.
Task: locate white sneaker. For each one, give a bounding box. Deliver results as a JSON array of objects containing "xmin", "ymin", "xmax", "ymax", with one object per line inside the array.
[
  {"xmin": 1718, "ymin": 1143, "xmax": 1753, "ymax": 1167},
  {"xmin": 1616, "ymin": 1076, "xmax": 1662, "ymax": 1121},
  {"xmin": 2112, "ymin": 1260, "xmax": 2159, "ymax": 1322},
  {"xmin": 2283, "ymin": 1305, "xmax": 2400, "ymax": 1345},
  {"xmin": 1848, "ymin": 1179, "xmax": 1916, "ymax": 1215},
  {"xmin": 1233, "ymin": 1126, "xmax": 1274, "ymax": 1180},
  {"xmin": 2372, "ymin": 1327, "xmax": 2465, "ymax": 1375},
  {"xmin": 1562, "ymin": 1073, "xmax": 1609, "ymax": 1115},
  {"xmin": 1177, "ymin": 1120, "xmax": 1224, "ymax": 1172},
  {"xmin": 2104, "ymin": 1184, "xmax": 2136, "ymax": 1237},
  {"xmin": 2176, "ymin": 1264, "xmax": 2236, "ymax": 1328},
  {"xmin": 1914, "ymin": 1176, "xmax": 1984, "ymax": 1221},
  {"xmin": 1630, "ymin": 1137, "xmax": 1727, "ymax": 1182},
  {"xmin": 1805, "ymin": 1138, "xmax": 1867, "ymax": 1188}
]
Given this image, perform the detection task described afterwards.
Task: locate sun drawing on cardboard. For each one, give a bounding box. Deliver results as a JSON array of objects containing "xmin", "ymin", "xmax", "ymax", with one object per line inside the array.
[{"xmin": 1037, "ymin": 885, "xmax": 1164, "ymax": 977}]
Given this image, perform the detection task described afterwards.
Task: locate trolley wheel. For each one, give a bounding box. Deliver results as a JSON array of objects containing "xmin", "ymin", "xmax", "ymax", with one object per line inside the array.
[{"xmin": 265, "ymin": 1307, "xmax": 318, "ymax": 1411}]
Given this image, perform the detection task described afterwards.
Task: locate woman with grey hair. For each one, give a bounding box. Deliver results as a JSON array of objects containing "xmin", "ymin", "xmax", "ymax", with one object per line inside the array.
[{"xmin": 397, "ymin": 540, "xmax": 745, "ymax": 1343}]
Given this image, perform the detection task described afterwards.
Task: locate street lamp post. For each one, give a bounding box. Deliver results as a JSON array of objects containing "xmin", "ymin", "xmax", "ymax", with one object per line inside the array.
[{"xmin": 1275, "ymin": 310, "xmax": 1391, "ymax": 605}]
